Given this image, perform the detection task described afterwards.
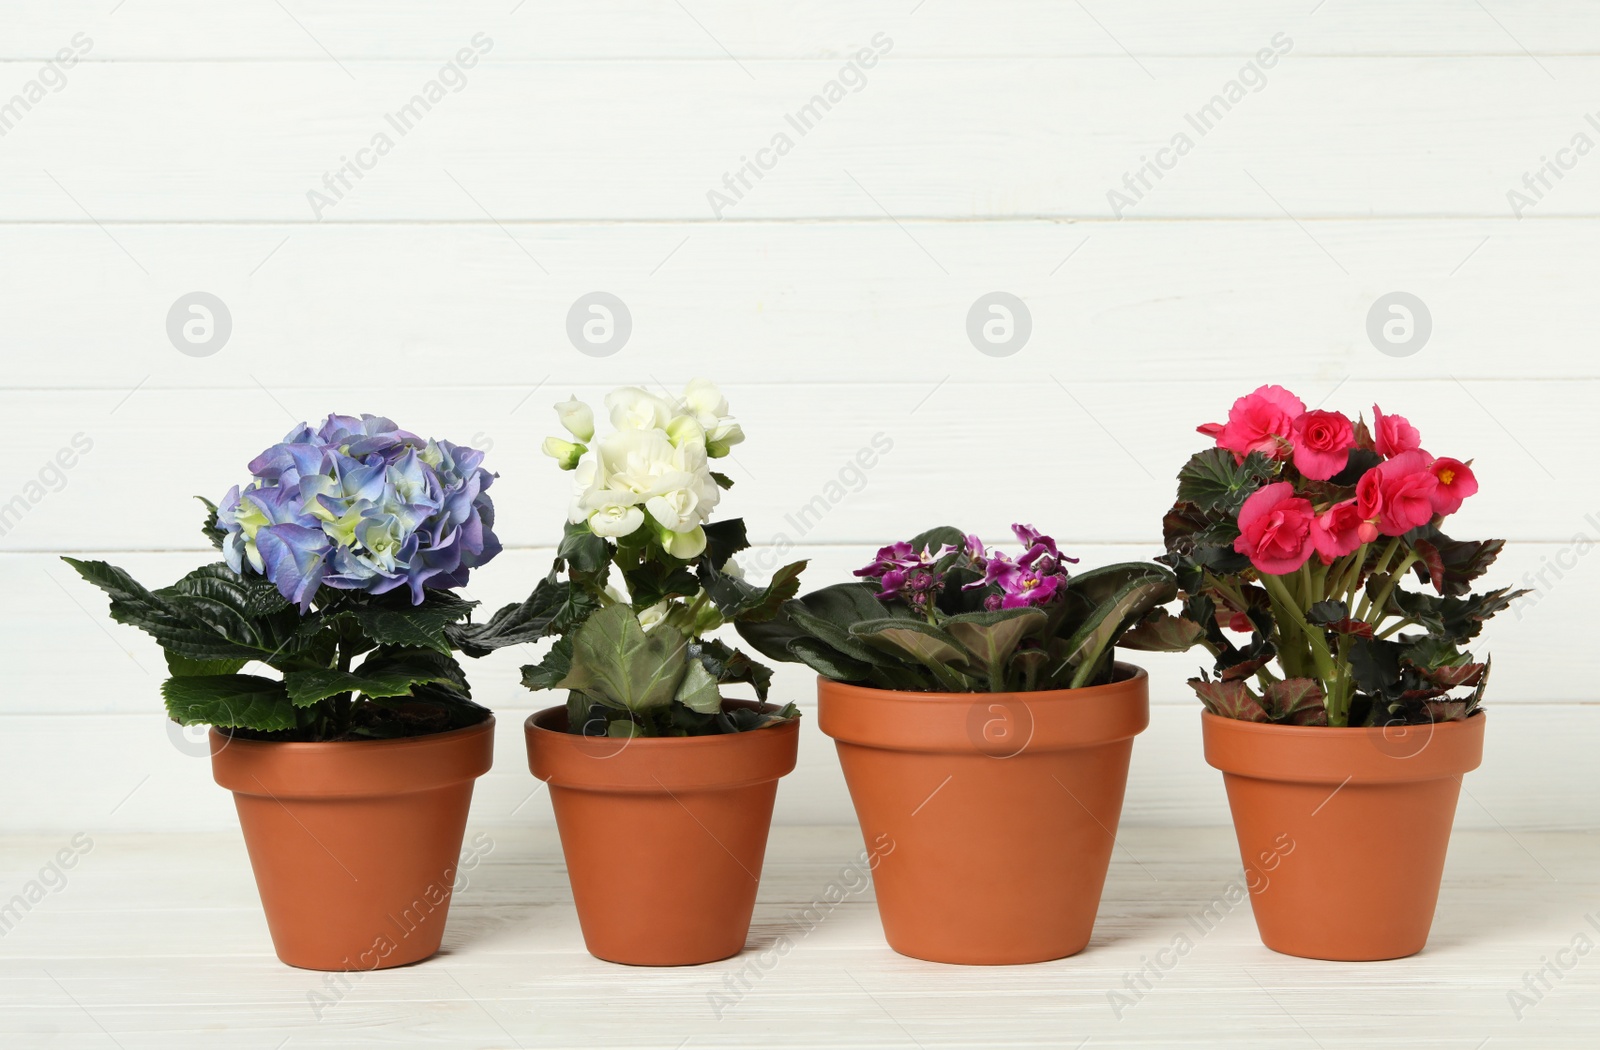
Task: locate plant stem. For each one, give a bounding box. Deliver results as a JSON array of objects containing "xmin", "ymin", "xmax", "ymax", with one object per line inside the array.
[
  {"xmin": 1354, "ymin": 538, "xmax": 1401, "ymax": 620},
  {"xmin": 1260, "ymin": 572, "xmax": 1338, "ymax": 691},
  {"xmin": 1364, "ymin": 551, "xmax": 1420, "ymax": 627}
]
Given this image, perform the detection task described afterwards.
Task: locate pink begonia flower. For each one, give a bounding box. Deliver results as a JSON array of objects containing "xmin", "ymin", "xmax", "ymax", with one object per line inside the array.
[
  {"xmin": 1356, "ymin": 450, "xmax": 1438, "ymax": 536},
  {"xmin": 1372, "ymin": 405, "xmax": 1422, "ymax": 458},
  {"xmin": 1429, "ymin": 457, "xmax": 1478, "ymax": 516},
  {"xmin": 1291, "ymin": 409, "xmax": 1355, "ymax": 481},
  {"xmin": 1198, "ymin": 385, "xmax": 1306, "ymax": 462},
  {"xmin": 1233, "ymin": 482, "xmax": 1317, "ymax": 575},
  {"xmin": 1310, "ymin": 499, "xmax": 1365, "ymax": 564}
]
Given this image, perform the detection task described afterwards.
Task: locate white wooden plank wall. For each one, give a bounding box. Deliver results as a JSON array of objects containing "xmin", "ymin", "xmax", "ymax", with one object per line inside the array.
[{"xmin": 1, "ymin": 1, "xmax": 1596, "ymax": 835}]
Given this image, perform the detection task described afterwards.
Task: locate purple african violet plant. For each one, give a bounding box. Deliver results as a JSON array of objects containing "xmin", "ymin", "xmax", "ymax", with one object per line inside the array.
[
  {"xmin": 856, "ymin": 525, "xmax": 1080, "ymax": 613},
  {"xmin": 739, "ymin": 524, "xmax": 1186, "ymax": 693}
]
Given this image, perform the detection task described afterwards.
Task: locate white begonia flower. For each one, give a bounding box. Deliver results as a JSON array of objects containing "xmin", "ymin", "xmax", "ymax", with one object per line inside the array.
[
  {"xmin": 704, "ymin": 419, "xmax": 745, "ymax": 458},
  {"xmin": 682, "ymin": 378, "xmax": 730, "ymax": 419},
  {"xmin": 665, "ymin": 414, "xmax": 706, "ymax": 450},
  {"xmin": 555, "ymin": 396, "xmax": 595, "ymax": 442},
  {"xmin": 637, "ymin": 599, "xmax": 671, "ymax": 631},
  {"xmin": 645, "ymin": 487, "xmax": 703, "ymax": 534},
  {"xmin": 567, "ymin": 454, "xmax": 606, "ymax": 524},
  {"xmin": 605, "ymin": 386, "xmax": 676, "ymax": 432},
  {"xmin": 588, "ymin": 501, "xmax": 645, "ymax": 538},
  {"xmin": 596, "ymin": 429, "xmax": 691, "ymax": 503},
  {"xmin": 679, "ymin": 378, "xmax": 743, "ymax": 458},
  {"xmin": 721, "ymin": 556, "xmax": 745, "ymax": 580},
  {"xmin": 663, "ymin": 525, "xmax": 707, "ymax": 560},
  {"xmin": 541, "ymin": 436, "xmax": 586, "ymax": 470}
]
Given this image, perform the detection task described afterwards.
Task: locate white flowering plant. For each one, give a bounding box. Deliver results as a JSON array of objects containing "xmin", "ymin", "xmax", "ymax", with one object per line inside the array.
[{"xmin": 456, "ymin": 381, "xmax": 805, "ymax": 737}]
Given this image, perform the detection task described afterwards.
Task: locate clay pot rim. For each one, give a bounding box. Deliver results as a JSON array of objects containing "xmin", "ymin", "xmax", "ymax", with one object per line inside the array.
[
  {"xmin": 1201, "ymin": 708, "xmax": 1486, "ymax": 784},
  {"xmin": 525, "ymin": 699, "xmax": 799, "ymax": 748},
  {"xmin": 816, "ymin": 661, "xmax": 1147, "ymax": 705},
  {"xmin": 524, "ymin": 701, "xmax": 800, "ymax": 793},
  {"xmin": 1199, "ymin": 708, "xmax": 1484, "ymax": 738},
  {"xmin": 209, "ymin": 713, "xmax": 495, "ymax": 754}
]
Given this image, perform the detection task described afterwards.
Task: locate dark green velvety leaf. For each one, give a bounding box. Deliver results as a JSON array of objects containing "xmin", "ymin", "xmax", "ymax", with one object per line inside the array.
[
  {"xmin": 904, "ymin": 526, "xmax": 967, "ymax": 556},
  {"xmin": 1053, "ymin": 563, "xmax": 1179, "ymax": 687},
  {"xmin": 849, "ymin": 618, "xmax": 973, "ymax": 670},
  {"xmin": 162, "ymin": 674, "xmax": 296, "ymax": 731},
  {"xmin": 943, "ymin": 608, "xmax": 1047, "ymax": 679},
  {"xmin": 787, "ymin": 637, "xmax": 874, "ymax": 682}
]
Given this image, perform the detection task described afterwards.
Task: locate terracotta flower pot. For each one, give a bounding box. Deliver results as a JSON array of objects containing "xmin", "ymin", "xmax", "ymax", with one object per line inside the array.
[
  {"xmin": 210, "ymin": 717, "xmax": 495, "ymax": 971},
  {"xmin": 818, "ymin": 664, "xmax": 1149, "ymax": 964},
  {"xmin": 525, "ymin": 702, "xmax": 799, "ymax": 966},
  {"xmin": 1202, "ymin": 710, "xmax": 1486, "ymax": 961}
]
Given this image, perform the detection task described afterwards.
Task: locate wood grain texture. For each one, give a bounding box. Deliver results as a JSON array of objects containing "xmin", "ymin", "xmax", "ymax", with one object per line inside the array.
[
  {"xmin": 6, "ymin": 1, "xmax": 1600, "ymax": 59},
  {"xmin": 0, "ymin": 220, "xmax": 1591, "ymax": 390},
  {"xmin": 0, "ymin": 56, "xmax": 1597, "ymax": 220},
  {"xmin": 1, "ymin": 826, "xmax": 1596, "ymax": 1047},
  {"xmin": 1, "ymin": 1, "xmax": 1593, "ymax": 843}
]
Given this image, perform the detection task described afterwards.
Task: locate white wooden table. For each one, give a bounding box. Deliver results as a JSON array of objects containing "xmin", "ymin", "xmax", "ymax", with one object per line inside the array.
[{"xmin": 3, "ymin": 825, "xmax": 1596, "ymax": 1048}]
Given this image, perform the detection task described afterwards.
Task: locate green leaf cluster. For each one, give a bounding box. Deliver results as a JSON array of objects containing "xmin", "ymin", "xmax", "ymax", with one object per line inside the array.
[
  {"xmin": 64, "ymin": 557, "xmax": 488, "ymax": 740},
  {"xmin": 459, "ymin": 517, "xmax": 802, "ymax": 737}
]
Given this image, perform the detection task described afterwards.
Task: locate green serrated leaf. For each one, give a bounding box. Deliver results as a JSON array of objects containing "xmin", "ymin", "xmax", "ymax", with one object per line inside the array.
[
  {"xmin": 449, "ymin": 579, "xmax": 571, "ymax": 658},
  {"xmin": 1118, "ymin": 608, "xmax": 1206, "ymax": 652},
  {"xmin": 166, "ymin": 652, "xmax": 248, "ymax": 677},
  {"xmin": 1176, "ymin": 449, "xmax": 1276, "ymax": 515},
  {"xmin": 521, "ymin": 636, "xmax": 575, "ymax": 692},
  {"xmin": 64, "ymin": 558, "xmax": 306, "ymax": 665},
  {"xmin": 700, "ymin": 559, "xmax": 807, "ymax": 624},
  {"xmin": 349, "ymin": 590, "xmax": 476, "ymax": 654},
  {"xmin": 162, "ymin": 674, "xmax": 295, "ymax": 731},
  {"xmin": 282, "ymin": 651, "xmax": 459, "ymax": 707}
]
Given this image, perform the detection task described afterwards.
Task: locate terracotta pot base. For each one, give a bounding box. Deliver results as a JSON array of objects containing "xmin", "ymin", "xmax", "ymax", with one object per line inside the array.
[
  {"xmin": 819, "ymin": 665, "xmax": 1149, "ymax": 965},
  {"xmin": 525, "ymin": 703, "xmax": 799, "ymax": 966},
  {"xmin": 210, "ymin": 718, "xmax": 494, "ymax": 971},
  {"xmin": 1202, "ymin": 711, "xmax": 1486, "ymax": 961}
]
